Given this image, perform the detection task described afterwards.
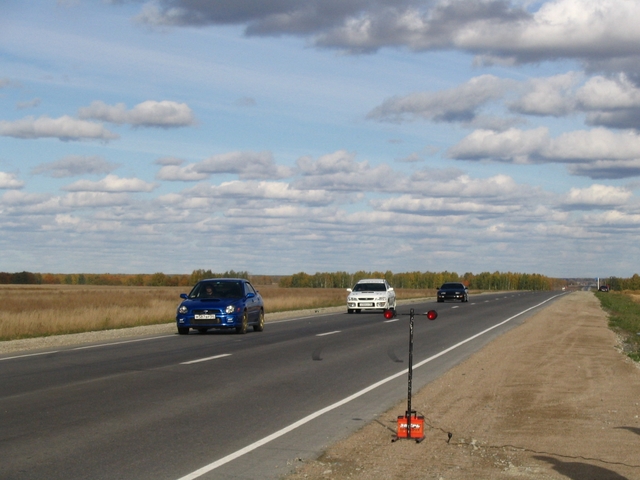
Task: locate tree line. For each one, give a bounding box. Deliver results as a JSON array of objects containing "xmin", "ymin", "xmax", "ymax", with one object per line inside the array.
[
  {"xmin": 278, "ymin": 270, "xmax": 564, "ymax": 290},
  {"xmin": 0, "ymin": 270, "xmax": 252, "ymax": 287},
  {"xmin": 601, "ymin": 274, "xmax": 640, "ymax": 291},
  {"xmin": 0, "ymin": 269, "xmax": 576, "ymax": 291}
]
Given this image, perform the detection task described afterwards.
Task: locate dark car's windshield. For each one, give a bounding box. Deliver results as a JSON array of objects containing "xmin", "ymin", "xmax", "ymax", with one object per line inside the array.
[
  {"xmin": 440, "ymin": 283, "xmax": 465, "ymax": 290},
  {"xmin": 190, "ymin": 281, "xmax": 244, "ymax": 299},
  {"xmin": 353, "ymin": 283, "xmax": 387, "ymax": 292}
]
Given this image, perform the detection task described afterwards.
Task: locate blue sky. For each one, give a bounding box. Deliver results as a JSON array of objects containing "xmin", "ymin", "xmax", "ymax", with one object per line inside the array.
[{"xmin": 2, "ymin": 0, "xmax": 640, "ymax": 278}]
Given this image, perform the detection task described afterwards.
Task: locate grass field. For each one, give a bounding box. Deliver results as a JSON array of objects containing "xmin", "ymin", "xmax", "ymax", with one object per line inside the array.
[
  {"xmin": 595, "ymin": 290, "xmax": 640, "ymax": 361},
  {"xmin": 0, "ymin": 284, "xmax": 436, "ymax": 341}
]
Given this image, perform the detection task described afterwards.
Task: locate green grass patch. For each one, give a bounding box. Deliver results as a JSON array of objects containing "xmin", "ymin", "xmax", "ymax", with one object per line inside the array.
[{"xmin": 595, "ymin": 291, "xmax": 640, "ymax": 362}]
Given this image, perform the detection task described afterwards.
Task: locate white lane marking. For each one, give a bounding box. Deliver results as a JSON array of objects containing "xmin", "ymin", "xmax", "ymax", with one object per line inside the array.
[
  {"xmin": 73, "ymin": 336, "xmax": 167, "ymax": 350},
  {"xmin": 181, "ymin": 354, "xmax": 232, "ymax": 365},
  {"xmin": 451, "ymin": 306, "xmax": 459, "ymax": 309},
  {"xmin": 316, "ymin": 331, "xmax": 340, "ymax": 337},
  {"xmin": 0, "ymin": 351, "xmax": 60, "ymax": 361},
  {"xmin": 176, "ymin": 293, "xmax": 565, "ymax": 480},
  {"xmin": 384, "ymin": 319, "xmax": 400, "ymax": 323}
]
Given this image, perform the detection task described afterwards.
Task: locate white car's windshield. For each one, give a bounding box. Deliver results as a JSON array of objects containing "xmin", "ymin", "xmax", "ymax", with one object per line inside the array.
[{"xmin": 353, "ymin": 283, "xmax": 386, "ymax": 292}]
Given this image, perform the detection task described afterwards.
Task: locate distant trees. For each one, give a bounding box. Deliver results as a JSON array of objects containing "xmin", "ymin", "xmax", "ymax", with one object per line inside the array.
[
  {"xmin": 0, "ymin": 269, "xmax": 596, "ymax": 291},
  {"xmin": 603, "ymin": 274, "xmax": 640, "ymax": 291},
  {"xmin": 277, "ymin": 270, "xmax": 564, "ymax": 291}
]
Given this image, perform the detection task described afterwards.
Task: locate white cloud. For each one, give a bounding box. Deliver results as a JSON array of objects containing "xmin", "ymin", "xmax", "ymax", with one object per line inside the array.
[
  {"xmin": 294, "ymin": 150, "xmax": 399, "ymax": 191},
  {"xmin": 32, "ymin": 155, "xmax": 119, "ymax": 178},
  {"xmin": 448, "ymin": 127, "xmax": 640, "ymax": 178},
  {"xmin": 0, "ymin": 172, "xmax": 25, "ymax": 189},
  {"xmin": 78, "ymin": 100, "xmax": 196, "ymax": 127},
  {"xmin": 63, "ymin": 174, "xmax": 158, "ymax": 192},
  {"xmin": 368, "ymin": 75, "xmax": 513, "ymax": 123},
  {"xmin": 185, "ymin": 180, "xmax": 333, "ymax": 206},
  {"xmin": 16, "ymin": 98, "xmax": 42, "ymax": 110},
  {"xmin": 60, "ymin": 191, "xmax": 131, "ymax": 207},
  {"xmin": 563, "ymin": 184, "xmax": 632, "ymax": 209},
  {"xmin": 156, "ymin": 163, "xmax": 210, "ymax": 182},
  {"xmin": 195, "ymin": 151, "xmax": 292, "ymax": 180},
  {"xmin": 448, "ymin": 127, "xmax": 550, "ymax": 164},
  {"xmin": 0, "ymin": 115, "xmax": 118, "ymax": 141},
  {"xmin": 509, "ymin": 72, "xmax": 581, "ymax": 116}
]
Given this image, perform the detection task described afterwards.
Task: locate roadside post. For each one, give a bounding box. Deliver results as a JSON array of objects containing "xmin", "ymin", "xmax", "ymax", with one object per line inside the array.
[{"xmin": 383, "ymin": 307, "xmax": 438, "ymax": 443}]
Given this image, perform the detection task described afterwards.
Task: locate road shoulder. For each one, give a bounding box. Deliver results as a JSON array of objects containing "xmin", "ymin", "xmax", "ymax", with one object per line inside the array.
[{"xmin": 285, "ymin": 291, "xmax": 640, "ymax": 479}]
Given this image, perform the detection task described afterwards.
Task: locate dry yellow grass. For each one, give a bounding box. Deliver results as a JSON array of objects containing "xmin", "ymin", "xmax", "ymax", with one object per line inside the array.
[{"xmin": 0, "ymin": 284, "xmax": 434, "ymax": 341}]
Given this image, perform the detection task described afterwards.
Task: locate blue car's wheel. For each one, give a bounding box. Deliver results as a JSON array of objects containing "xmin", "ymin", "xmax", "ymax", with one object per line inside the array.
[
  {"xmin": 236, "ymin": 311, "xmax": 248, "ymax": 334},
  {"xmin": 177, "ymin": 327, "xmax": 189, "ymax": 335},
  {"xmin": 253, "ymin": 309, "xmax": 264, "ymax": 332}
]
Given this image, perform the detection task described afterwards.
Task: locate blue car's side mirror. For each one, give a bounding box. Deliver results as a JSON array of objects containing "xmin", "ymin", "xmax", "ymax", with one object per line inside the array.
[
  {"xmin": 246, "ymin": 292, "xmax": 255, "ymax": 299},
  {"xmin": 180, "ymin": 293, "xmax": 188, "ymax": 299}
]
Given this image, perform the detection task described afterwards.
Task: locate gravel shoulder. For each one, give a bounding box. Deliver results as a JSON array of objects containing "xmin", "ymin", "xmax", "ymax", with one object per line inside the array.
[{"xmin": 285, "ymin": 291, "xmax": 640, "ymax": 480}]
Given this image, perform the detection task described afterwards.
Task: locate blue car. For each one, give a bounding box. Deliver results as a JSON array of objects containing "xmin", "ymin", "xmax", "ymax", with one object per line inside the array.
[{"xmin": 176, "ymin": 278, "xmax": 264, "ymax": 335}]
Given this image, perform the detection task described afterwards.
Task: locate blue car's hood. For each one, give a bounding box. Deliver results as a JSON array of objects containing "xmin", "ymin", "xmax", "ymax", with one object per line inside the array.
[{"xmin": 180, "ymin": 297, "xmax": 241, "ymax": 308}]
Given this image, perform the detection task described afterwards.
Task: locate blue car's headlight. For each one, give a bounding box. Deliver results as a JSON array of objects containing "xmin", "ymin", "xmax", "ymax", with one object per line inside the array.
[
  {"xmin": 178, "ymin": 305, "xmax": 188, "ymax": 314},
  {"xmin": 225, "ymin": 305, "xmax": 235, "ymax": 314}
]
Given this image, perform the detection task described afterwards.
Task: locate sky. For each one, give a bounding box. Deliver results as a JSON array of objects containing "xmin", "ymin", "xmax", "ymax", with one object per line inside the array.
[{"xmin": 1, "ymin": 0, "xmax": 640, "ymax": 278}]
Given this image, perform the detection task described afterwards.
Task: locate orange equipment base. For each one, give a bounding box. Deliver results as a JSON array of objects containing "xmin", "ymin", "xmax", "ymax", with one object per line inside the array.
[{"xmin": 393, "ymin": 414, "xmax": 425, "ymax": 443}]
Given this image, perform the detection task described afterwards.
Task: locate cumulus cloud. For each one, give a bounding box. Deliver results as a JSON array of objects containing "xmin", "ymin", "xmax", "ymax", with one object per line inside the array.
[
  {"xmin": 368, "ymin": 75, "xmax": 513, "ymax": 123},
  {"xmin": 576, "ymin": 74, "xmax": 640, "ymax": 129},
  {"xmin": 16, "ymin": 98, "xmax": 42, "ymax": 110},
  {"xmin": 195, "ymin": 151, "xmax": 292, "ymax": 180},
  {"xmin": 294, "ymin": 150, "xmax": 398, "ymax": 191},
  {"xmin": 0, "ymin": 172, "xmax": 25, "ymax": 189},
  {"xmin": 562, "ymin": 184, "xmax": 632, "ymax": 210},
  {"xmin": 448, "ymin": 127, "xmax": 640, "ymax": 178},
  {"xmin": 0, "ymin": 115, "xmax": 118, "ymax": 141},
  {"xmin": 32, "ymin": 155, "xmax": 119, "ymax": 178},
  {"xmin": 185, "ymin": 180, "xmax": 332, "ymax": 206},
  {"xmin": 60, "ymin": 191, "xmax": 131, "ymax": 207},
  {"xmin": 156, "ymin": 162, "xmax": 210, "ymax": 182},
  {"xmin": 63, "ymin": 174, "xmax": 158, "ymax": 192},
  {"xmin": 132, "ymin": 0, "xmax": 640, "ymax": 72},
  {"xmin": 78, "ymin": 100, "xmax": 196, "ymax": 128},
  {"xmin": 509, "ymin": 72, "xmax": 581, "ymax": 117}
]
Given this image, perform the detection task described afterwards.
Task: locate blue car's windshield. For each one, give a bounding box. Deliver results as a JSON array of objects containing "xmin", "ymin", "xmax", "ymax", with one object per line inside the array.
[{"xmin": 190, "ymin": 281, "xmax": 244, "ymax": 299}]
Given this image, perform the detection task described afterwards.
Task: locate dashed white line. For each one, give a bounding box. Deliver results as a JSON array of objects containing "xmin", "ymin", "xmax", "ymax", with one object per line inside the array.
[
  {"xmin": 316, "ymin": 331, "xmax": 341, "ymax": 337},
  {"xmin": 176, "ymin": 293, "xmax": 565, "ymax": 480},
  {"xmin": 181, "ymin": 354, "xmax": 232, "ymax": 365}
]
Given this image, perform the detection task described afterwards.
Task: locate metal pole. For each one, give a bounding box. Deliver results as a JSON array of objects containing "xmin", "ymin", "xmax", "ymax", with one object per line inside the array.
[{"xmin": 407, "ymin": 308, "xmax": 414, "ymax": 417}]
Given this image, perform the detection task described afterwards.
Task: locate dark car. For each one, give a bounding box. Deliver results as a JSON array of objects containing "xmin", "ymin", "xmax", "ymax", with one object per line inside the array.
[
  {"xmin": 176, "ymin": 278, "xmax": 264, "ymax": 335},
  {"xmin": 598, "ymin": 285, "xmax": 609, "ymax": 292},
  {"xmin": 437, "ymin": 282, "xmax": 468, "ymax": 303}
]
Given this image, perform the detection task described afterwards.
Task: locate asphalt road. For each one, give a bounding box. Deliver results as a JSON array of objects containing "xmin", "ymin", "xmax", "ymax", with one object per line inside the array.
[{"xmin": 0, "ymin": 291, "xmax": 565, "ymax": 480}]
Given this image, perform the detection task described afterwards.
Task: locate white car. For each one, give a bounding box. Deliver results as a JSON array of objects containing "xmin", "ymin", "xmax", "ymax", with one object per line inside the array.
[{"xmin": 346, "ymin": 279, "xmax": 396, "ymax": 313}]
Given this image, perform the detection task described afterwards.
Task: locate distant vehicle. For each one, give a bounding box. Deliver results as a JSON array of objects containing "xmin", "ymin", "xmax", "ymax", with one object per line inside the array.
[
  {"xmin": 598, "ymin": 285, "xmax": 610, "ymax": 292},
  {"xmin": 437, "ymin": 282, "xmax": 469, "ymax": 303},
  {"xmin": 347, "ymin": 279, "xmax": 396, "ymax": 313},
  {"xmin": 176, "ymin": 278, "xmax": 264, "ymax": 334}
]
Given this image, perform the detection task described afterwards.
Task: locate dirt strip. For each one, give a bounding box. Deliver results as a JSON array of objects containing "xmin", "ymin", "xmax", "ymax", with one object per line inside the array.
[{"xmin": 285, "ymin": 291, "xmax": 640, "ymax": 480}]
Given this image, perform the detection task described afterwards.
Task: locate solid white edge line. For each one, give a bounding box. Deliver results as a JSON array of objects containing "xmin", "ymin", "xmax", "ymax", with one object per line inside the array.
[
  {"xmin": 176, "ymin": 293, "xmax": 565, "ymax": 480},
  {"xmin": 181, "ymin": 354, "xmax": 232, "ymax": 365},
  {"xmin": 73, "ymin": 336, "xmax": 167, "ymax": 350}
]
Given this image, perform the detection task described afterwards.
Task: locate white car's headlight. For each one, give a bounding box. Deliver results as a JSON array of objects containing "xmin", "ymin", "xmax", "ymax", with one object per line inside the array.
[
  {"xmin": 225, "ymin": 305, "xmax": 235, "ymax": 314},
  {"xmin": 178, "ymin": 306, "xmax": 188, "ymax": 314}
]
